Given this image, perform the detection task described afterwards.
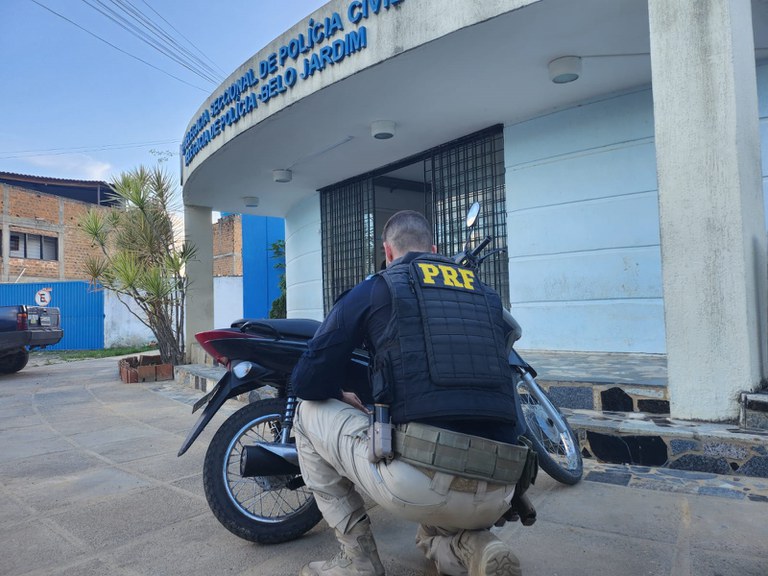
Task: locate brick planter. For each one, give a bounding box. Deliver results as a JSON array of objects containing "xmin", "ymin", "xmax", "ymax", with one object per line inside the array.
[{"xmin": 119, "ymin": 355, "xmax": 174, "ymax": 383}]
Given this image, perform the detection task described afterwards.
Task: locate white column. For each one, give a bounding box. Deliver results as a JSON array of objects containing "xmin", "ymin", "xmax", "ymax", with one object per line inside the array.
[
  {"xmin": 285, "ymin": 193, "xmax": 324, "ymax": 321},
  {"xmin": 649, "ymin": 0, "xmax": 767, "ymax": 420},
  {"xmin": 184, "ymin": 203, "xmax": 214, "ymax": 364}
]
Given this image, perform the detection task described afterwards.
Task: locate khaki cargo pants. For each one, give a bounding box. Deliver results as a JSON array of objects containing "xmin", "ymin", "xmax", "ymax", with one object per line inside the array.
[{"xmin": 294, "ymin": 399, "xmax": 516, "ymax": 576}]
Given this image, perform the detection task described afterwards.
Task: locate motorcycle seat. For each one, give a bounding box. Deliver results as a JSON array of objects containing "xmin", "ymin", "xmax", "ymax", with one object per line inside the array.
[{"xmin": 230, "ymin": 318, "xmax": 321, "ymax": 340}]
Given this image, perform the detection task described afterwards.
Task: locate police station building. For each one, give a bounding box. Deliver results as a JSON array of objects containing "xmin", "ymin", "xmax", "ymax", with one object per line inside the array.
[{"xmin": 181, "ymin": 0, "xmax": 768, "ymax": 422}]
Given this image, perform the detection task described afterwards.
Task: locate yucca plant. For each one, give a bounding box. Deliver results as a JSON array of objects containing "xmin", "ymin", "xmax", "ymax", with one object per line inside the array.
[{"xmin": 80, "ymin": 166, "xmax": 196, "ymax": 365}]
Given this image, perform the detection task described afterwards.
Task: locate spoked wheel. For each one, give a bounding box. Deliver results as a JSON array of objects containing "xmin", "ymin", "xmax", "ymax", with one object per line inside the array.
[
  {"xmin": 516, "ymin": 372, "xmax": 583, "ymax": 485},
  {"xmin": 203, "ymin": 397, "xmax": 322, "ymax": 543}
]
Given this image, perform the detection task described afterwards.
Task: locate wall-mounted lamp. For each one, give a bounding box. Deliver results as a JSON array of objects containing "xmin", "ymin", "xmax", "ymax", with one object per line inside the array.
[
  {"xmin": 242, "ymin": 196, "xmax": 259, "ymax": 207},
  {"xmin": 272, "ymin": 169, "xmax": 292, "ymax": 183},
  {"xmin": 371, "ymin": 120, "xmax": 396, "ymax": 140},
  {"xmin": 548, "ymin": 56, "xmax": 582, "ymax": 84}
]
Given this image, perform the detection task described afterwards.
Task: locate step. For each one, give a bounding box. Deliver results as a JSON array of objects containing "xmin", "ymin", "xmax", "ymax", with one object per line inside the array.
[
  {"xmin": 566, "ymin": 408, "xmax": 768, "ymax": 478},
  {"xmin": 741, "ymin": 391, "xmax": 768, "ymax": 430},
  {"xmin": 173, "ymin": 363, "xmax": 275, "ymax": 403},
  {"xmin": 173, "ymin": 363, "xmax": 225, "ymax": 394},
  {"xmin": 520, "ymin": 349, "xmax": 669, "ymax": 413}
]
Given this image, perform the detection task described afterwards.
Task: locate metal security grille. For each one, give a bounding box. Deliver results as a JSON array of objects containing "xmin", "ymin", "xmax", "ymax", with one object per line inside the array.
[
  {"xmin": 320, "ymin": 126, "xmax": 507, "ymax": 314},
  {"xmin": 425, "ymin": 127, "xmax": 509, "ymax": 307},
  {"xmin": 320, "ymin": 177, "xmax": 376, "ymax": 312}
]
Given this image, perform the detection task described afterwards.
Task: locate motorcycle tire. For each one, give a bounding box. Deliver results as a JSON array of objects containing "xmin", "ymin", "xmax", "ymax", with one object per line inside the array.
[
  {"xmin": 516, "ymin": 374, "xmax": 583, "ymax": 485},
  {"xmin": 203, "ymin": 397, "xmax": 322, "ymax": 544}
]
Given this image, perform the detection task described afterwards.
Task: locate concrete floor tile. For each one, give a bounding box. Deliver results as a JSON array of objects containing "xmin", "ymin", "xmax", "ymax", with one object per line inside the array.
[
  {"xmin": 18, "ymin": 466, "xmax": 152, "ymax": 513},
  {"xmin": 49, "ymin": 485, "xmax": 206, "ymax": 552},
  {"xmin": 0, "ymin": 520, "xmax": 86, "ymax": 576}
]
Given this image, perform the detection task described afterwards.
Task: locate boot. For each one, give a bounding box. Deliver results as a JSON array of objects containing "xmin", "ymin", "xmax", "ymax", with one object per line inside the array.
[
  {"xmin": 453, "ymin": 530, "xmax": 521, "ymax": 576},
  {"xmin": 300, "ymin": 516, "xmax": 385, "ymax": 576}
]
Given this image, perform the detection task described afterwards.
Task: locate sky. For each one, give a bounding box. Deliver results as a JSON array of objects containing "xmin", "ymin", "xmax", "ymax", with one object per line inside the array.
[{"xmin": 0, "ymin": 0, "xmax": 328, "ymax": 185}]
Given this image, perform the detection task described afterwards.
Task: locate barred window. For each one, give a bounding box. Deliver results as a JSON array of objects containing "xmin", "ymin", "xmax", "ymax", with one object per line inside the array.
[
  {"xmin": 320, "ymin": 177, "xmax": 376, "ymax": 312},
  {"xmin": 425, "ymin": 127, "xmax": 508, "ymax": 307},
  {"xmin": 320, "ymin": 125, "xmax": 508, "ymax": 314}
]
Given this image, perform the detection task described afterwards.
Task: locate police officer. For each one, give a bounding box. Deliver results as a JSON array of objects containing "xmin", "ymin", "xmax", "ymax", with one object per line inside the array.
[{"xmin": 293, "ymin": 210, "xmax": 530, "ymax": 576}]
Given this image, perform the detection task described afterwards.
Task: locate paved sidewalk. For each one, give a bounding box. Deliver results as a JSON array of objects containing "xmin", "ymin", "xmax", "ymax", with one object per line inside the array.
[{"xmin": 1, "ymin": 357, "xmax": 767, "ymax": 576}]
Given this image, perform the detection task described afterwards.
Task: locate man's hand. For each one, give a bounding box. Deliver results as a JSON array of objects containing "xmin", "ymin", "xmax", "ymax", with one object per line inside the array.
[{"xmin": 341, "ymin": 391, "xmax": 370, "ymax": 414}]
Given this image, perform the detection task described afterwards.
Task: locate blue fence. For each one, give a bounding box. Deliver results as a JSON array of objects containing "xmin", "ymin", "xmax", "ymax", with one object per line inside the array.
[{"xmin": 0, "ymin": 281, "xmax": 104, "ymax": 350}]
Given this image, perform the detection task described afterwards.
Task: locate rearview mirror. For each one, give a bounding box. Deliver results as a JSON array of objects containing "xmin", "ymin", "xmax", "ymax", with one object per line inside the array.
[{"xmin": 466, "ymin": 202, "xmax": 481, "ymax": 228}]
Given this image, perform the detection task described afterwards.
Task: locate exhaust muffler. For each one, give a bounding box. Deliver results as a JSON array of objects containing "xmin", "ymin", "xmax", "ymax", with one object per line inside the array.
[{"xmin": 240, "ymin": 443, "xmax": 301, "ymax": 477}]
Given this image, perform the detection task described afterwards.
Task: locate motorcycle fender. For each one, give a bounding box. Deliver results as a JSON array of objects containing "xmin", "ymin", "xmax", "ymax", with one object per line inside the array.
[
  {"xmin": 508, "ymin": 348, "xmax": 537, "ymax": 378},
  {"xmin": 177, "ymin": 370, "xmax": 268, "ymax": 457}
]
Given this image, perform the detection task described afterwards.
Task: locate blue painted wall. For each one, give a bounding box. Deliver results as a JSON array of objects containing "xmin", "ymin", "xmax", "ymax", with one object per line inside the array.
[
  {"xmin": 242, "ymin": 215, "xmax": 285, "ymax": 318},
  {"xmin": 504, "ymin": 89, "xmax": 664, "ymax": 353},
  {"xmin": 0, "ymin": 281, "xmax": 103, "ymax": 350}
]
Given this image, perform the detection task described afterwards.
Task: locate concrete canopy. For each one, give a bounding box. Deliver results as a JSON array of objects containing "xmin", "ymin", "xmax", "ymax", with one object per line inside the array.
[{"xmin": 180, "ymin": 0, "xmax": 768, "ymax": 216}]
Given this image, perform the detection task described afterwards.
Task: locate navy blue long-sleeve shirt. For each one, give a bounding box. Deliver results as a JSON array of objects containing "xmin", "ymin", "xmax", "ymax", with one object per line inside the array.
[{"xmin": 291, "ymin": 273, "xmax": 390, "ymax": 403}]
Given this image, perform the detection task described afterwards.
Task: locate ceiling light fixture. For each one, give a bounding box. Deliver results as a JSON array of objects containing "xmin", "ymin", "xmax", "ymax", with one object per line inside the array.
[
  {"xmin": 371, "ymin": 120, "xmax": 396, "ymax": 140},
  {"xmin": 242, "ymin": 196, "xmax": 259, "ymax": 207},
  {"xmin": 272, "ymin": 169, "xmax": 292, "ymax": 183},
  {"xmin": 548, "ymin": 56, "xmax": 582, "ymax": 84}
]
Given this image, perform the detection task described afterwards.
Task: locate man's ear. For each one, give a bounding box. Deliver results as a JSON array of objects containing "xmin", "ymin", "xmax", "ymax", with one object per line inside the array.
[
  {"xmin": 431, "ymin": 244, "xmax": 437, "ymax": 254},
  {"xmin": 383, "ymin": 242, "xmax": 395, "ymax": 263}
]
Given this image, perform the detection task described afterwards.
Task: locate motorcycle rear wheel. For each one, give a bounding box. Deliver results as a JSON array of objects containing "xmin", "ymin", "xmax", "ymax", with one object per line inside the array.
[
  {"xmin": 516, "ymin": 373, "xmax": 583, "ymax": 485},
  {"xmin": 203, "ymin": 397, "xmax": 322, "ymax": 543}
]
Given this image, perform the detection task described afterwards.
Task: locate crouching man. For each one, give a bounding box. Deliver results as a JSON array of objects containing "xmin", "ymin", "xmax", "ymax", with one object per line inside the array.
[{"xmin": 292, "ymin": 210, "xmax": 535, "ymax": 576}]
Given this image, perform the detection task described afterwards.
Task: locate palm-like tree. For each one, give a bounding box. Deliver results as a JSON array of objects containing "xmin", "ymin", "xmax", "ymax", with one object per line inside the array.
[{"xmin": 80, "ymin": 166, "xmax": 196, "ymax": 365}]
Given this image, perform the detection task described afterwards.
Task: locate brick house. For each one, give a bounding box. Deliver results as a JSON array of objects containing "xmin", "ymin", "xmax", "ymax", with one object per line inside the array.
[
  {"xmin": 0, "ymin": 172, "xmax": 119, "ymax": 283},
  {"xmin": 213, "ymin": 213, "xmax": 243, "ymax": 277}
]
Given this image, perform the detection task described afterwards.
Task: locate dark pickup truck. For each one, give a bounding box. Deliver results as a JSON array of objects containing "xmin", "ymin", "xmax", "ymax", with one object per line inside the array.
[{"xmin": 0, "ymin": 305, "xmax": 63, "ymax": 373}]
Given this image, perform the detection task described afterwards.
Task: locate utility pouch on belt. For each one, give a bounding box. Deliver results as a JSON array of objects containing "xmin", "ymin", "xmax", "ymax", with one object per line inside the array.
[
  {"xmin": 497, "ymin": 436, "xmax": 538, "ymax": 527},
  {"xmin": 515, "ymin": 436, "xmax": 538, "ymax": 493},
  {"xmin": 393, "ymin": 422, "xmax": 529, "ymax": 484},
  {"xmin": 368, "ymin": 404, "xmax": 394, "ymax": 463}
]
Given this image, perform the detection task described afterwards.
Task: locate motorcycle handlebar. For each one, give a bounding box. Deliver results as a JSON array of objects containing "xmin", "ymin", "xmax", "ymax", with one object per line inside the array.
[
  {"xmin": 471, "ymin": 235, "xmax": 493, "ymax": 258},
  {"xmin": 455, "ymin": 235, "xmax": 494, "ymax": 269}
]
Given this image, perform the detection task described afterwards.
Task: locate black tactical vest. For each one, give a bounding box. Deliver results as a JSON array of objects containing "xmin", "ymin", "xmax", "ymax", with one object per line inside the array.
[{"xmin": 372, "ymin": 253, "xmax": 517, "ymax": 424}]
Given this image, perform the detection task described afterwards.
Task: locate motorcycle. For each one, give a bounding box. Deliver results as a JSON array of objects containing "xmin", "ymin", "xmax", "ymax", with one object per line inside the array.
[{"xmin": 177, "ymin": 202, "xmax": 583, "ymax": 544}]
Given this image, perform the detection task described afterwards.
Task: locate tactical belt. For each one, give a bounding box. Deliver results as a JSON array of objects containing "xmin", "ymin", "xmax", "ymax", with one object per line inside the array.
[
  {"xmin": 415, "ymin": 467, "xmax": 505, "ymax": 493},
  {"xmin": 393, "ymin": 422, "xmax": 529, "ymax": 485}
]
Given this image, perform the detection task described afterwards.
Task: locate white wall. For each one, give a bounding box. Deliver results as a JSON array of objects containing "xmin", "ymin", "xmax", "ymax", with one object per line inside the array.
[
  {"xmin": 103, "ymin": 290, "xmax": 155, "ymax": 348},
  {"xmin": 104, "ymin": 278, "xmax": 244, "ymax": 348},
  {"xmin": 759, "ymin": 63, "xmax": 768, "ymax": 227},
  {"xmin": 214, "ymin": 276, "xmax": 244, "ymax": 327},
  {"xmin": 285, "ymin": 193, "xmax": 323, "ymax": 320},
  {"xmin": 504, "ymin": 89, "xmax": 665, "ymax": 353}
]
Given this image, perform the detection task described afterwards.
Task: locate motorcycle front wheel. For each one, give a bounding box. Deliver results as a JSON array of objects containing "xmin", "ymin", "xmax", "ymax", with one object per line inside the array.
[
  {"xmin": 203, "ymin": 397, "xmax": 322, "ymax": 543},
  {"xmin": 516, "ymin": 371, "xmax": 583, "ymax": 485}
]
